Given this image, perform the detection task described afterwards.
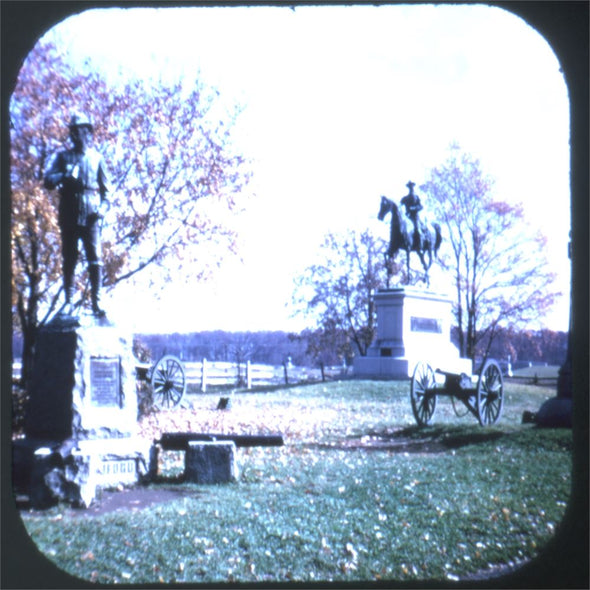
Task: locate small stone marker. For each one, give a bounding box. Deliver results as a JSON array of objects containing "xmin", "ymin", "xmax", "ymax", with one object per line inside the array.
[
  {"xmin": 184, "ymin": 441, "xmax": 238, "ymax": 484},
  {"xmin": 217, "ymin": 396, "xmax": 231, "ymax": 410}
]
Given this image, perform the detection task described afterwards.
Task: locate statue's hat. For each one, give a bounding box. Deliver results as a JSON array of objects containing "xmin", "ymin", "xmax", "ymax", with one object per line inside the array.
[
  {"xmin": 406, "ymin": 181, "xmax": 415, "ymax": 189},
  {"xmin": 69, "ymin": 113, "xmax": 93, "ymax": 131}
]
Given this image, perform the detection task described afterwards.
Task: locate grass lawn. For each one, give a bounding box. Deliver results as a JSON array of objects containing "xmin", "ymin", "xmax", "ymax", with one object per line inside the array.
[{"xmin": 18, "ymin": 379, "xmax": 572, "ymax": 585}]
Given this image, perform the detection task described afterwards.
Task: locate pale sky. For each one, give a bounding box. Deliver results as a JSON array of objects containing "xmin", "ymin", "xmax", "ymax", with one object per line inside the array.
[{"xmin": 39, "ymin": 4, "xmax": 571, "ymax": 333}]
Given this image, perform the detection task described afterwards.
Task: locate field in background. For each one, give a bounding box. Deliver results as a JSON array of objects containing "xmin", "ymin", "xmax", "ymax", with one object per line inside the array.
[
  {"xmin": 12, "ymin": 360, "xmax": 560, "ymax": 388},
  {"xmin": 179, "ymin": 360, "xmax": 560, "ymax": 393}
]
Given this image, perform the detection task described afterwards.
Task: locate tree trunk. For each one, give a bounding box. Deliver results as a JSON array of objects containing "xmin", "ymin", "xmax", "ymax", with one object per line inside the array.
[
  {"xmin": 466, "ymin": 312, "xmax": 477, "ymax": 362},
  {"xmin": 17, "ymin": 292, "xmax": 38, "ymax": 386}
]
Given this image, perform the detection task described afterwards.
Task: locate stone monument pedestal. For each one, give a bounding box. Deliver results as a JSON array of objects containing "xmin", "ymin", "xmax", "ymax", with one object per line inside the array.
[
  {"xmin": 354, "ymin": 287, "xmax": 472, "ymax": 379},
  {"xmin": 13, "ymin": 313, "xmax": 150, "ymax": 507}
]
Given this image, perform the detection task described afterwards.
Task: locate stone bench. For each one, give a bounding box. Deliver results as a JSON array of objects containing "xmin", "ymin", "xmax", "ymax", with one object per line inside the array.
[{"xmin": 184, "ymin": 440, "xmax": 238, "ymax": 484}]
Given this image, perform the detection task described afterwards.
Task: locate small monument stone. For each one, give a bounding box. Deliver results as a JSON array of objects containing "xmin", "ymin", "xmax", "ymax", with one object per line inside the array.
[
  {"xmin": 535, "ymin": 233, "xmax": 573, "ymax": 428},
  {"xmin": 185, "ymin": 441, "xmax": 239, "ymax": 484}
]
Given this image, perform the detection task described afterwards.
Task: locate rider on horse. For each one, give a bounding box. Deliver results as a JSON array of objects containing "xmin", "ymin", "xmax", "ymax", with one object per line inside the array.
[{"xmin": 400, "ymin": 181, "xmax": 423, "ymax": 249}]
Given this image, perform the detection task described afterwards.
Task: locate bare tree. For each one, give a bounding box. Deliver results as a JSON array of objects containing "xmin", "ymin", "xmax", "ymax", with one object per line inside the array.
[
  {"xmin": 10, "ymin": 39, "xmax": 251, "ymax": 383},
  {"xmin": 225, "ymin": 332, "xmax": 259, "ymax": 386},
  {"xmin": 292, "ymin": 229, "xmax": 388, "ymax": 358},
  {"xmin": 422, "ymin": 144, "xmax": 560, "ymax": 361}
]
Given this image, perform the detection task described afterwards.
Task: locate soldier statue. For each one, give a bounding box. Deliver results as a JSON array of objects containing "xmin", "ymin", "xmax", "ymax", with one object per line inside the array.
[
  {"xmin": 44, "ymin": 113, "xmax": 110, "ymax": 317},
  {"xmin": 400, "ymin": 180, "xmax": 423, "ymax": 249}
]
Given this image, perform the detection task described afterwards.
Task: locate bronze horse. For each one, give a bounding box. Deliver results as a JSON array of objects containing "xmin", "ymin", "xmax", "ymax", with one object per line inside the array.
[{"xmin": 378, "ymin": 195, "xmax": 442, "ymax": 286}]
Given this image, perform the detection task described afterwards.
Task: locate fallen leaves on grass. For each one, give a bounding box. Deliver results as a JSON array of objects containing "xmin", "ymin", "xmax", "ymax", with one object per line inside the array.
[
  {"xmin": 21, "ymin": 383, "xmax": 572, "ymax": 586},
  {"xmin": 138, "ymin": 394, "xmax": 386, "ymax": 445}
]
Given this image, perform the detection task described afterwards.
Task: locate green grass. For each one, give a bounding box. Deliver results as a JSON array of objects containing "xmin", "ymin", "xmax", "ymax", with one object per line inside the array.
[
  {"xmin": 18, "ymin": 379, "xmax": 572, "ymax": 584},
  {"xmin": 510, "ymin": 365, "xmax": 560, "ymax": 379}
]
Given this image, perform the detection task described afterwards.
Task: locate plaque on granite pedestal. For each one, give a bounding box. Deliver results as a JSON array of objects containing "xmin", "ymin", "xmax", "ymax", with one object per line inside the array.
[
  {"xmin": 90, "ymin": 357, "xmax": 121, "ymax": 407},
  {"xmin": 24, "ymin": 316, "xmax": 138, "ymax": 440}
]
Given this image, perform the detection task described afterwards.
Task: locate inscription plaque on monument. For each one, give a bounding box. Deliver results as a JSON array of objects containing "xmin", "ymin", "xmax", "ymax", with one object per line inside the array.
[
  {"xmin": 411, "ymin": 316, "xmax": 442, "ymax": 333},
  {"xmin": 98, "ymin": 459, "xmax": 137, "ymax": 485},
  {"xmin": 90, "ymin": 357, "xmax": 121, "ymax": 407}
]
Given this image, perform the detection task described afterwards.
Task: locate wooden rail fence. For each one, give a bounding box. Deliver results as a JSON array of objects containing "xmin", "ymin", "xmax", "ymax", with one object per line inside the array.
[
  {"xmin": 185, "ymin": 360, "xmax": 347, "ymax": 391},
  {"xmin": 12, "ymin": 360, "xmax": 346, "ymax": 390}
]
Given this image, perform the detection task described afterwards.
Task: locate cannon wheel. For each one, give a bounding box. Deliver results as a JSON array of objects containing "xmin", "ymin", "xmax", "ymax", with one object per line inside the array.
[
  {"xmin": 151, "ymin": 355, "xmax": 186, "ymax": 410},
  {"xmin": 476, "ymin": 359, "xmax": 504, "ymax": 426},
  {"xmin": 410, "ymin": 362, "xmax": 437, "ymax": 426}
]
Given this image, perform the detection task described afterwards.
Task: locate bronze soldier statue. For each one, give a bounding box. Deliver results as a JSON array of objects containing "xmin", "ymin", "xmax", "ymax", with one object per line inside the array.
[
  {"xmin": 400, "ymin": 180, "xmax": 423, "ymax": 249},
  {"xmin": 44, "ymin": 113, "xmax": 110, "ymax": 317}
]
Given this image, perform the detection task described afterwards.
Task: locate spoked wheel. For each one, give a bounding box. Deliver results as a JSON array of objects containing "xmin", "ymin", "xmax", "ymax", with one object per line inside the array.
[
  {"xmin": 476, "ymin": 359, "xmax": 504, "ymax": 426},
  {"xmin": 151, "ymin": 355, "xmax": 186, "ymax": 410},
  {"xmin": 410, "ymin": 362, "xmax": 437, "ymax": 426}
]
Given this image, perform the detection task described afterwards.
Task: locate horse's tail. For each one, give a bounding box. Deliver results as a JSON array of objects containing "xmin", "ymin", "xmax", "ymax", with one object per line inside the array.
[{"xmin": 434, "ymin": 223, "xmax": 442, "ymax": 257}]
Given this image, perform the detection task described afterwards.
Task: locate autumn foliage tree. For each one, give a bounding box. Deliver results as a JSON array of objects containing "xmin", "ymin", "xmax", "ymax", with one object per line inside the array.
[
  {"xmin": 292, "ymin": 229, "xmax": 388, "ymax": 360},
  {"xmin": 421, "ymin": 144, "xmax": 560, "ymax": 362},
  {"xmin": 10, "ymin": 39, "xmax": 251, "ymax": 383}
]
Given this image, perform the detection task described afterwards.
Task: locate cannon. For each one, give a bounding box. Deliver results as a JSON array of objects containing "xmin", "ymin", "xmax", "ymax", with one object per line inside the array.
[
  {"xmin": 156, "ymin": 432, "xmax": 284, "ymax": 450},
  {"xmin": 410, "ymin": 359, "xmax": 504, "ymax": 427},
  {"xmin": 136, "ymin": 355, "xmax": 186, "ymax": 410},
  {"xmin": 148, "ymin": 432, "xmax": 284, "ymax": 481}
]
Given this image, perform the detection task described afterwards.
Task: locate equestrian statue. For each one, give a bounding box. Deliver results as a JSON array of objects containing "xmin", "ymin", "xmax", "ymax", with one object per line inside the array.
[{"xmin": 378, "ymin": 181, "xmax": 442, "ymax": 287}]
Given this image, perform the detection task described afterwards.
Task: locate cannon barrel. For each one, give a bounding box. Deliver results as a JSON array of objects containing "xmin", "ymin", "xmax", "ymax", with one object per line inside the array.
[{"xmin": 157, "ymin": 432, "xmax": 284, "ymax": 451}]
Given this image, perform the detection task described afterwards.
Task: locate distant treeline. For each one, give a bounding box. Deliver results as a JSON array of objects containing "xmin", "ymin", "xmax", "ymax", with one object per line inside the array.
[
  {"xmin": 11, "ymin": 327, "xmax": 568, "ymax": 368},
  {"xmin": 472, "ymin": 328, "xmax": 568, "ymax": 367},
  {"xmin": 135, "ymin": 331, "xmax": 315, "ymax": 367},
  {"xmin": 134, "ymin": 328, "xmax": 567, "ymax": 367}
]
